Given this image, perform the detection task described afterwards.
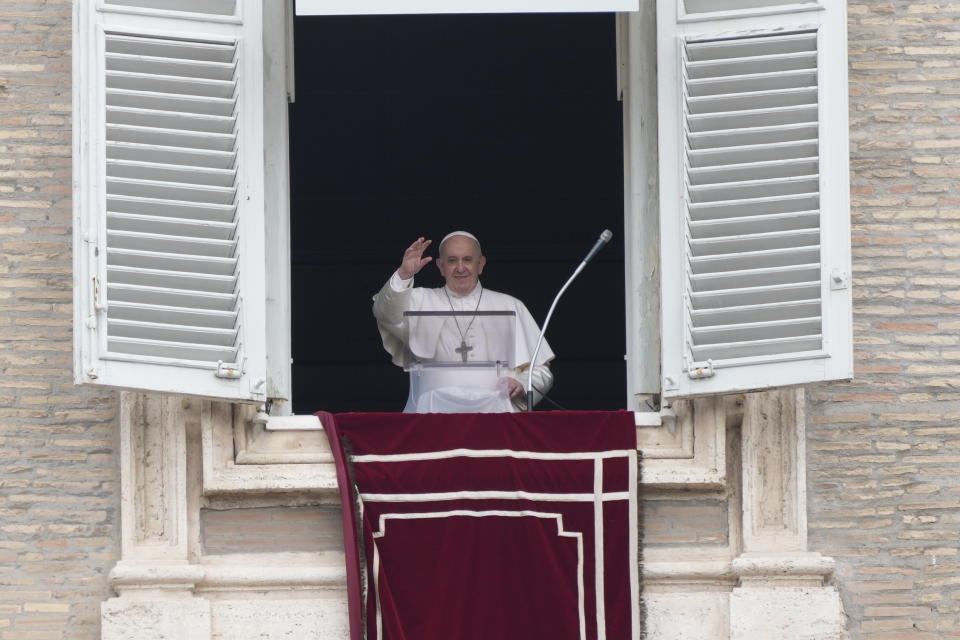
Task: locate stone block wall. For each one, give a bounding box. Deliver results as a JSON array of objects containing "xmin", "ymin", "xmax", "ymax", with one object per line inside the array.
[
  {"xmin": 807, "ymin": 2, "xmax": 960, "ymax": 639},
  {"xmin": 0, "ymin": 1, "xmax": 121, "ymax": 638}
]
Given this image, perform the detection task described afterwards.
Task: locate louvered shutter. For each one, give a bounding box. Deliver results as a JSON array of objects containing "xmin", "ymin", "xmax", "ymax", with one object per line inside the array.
[
  {"xmin": 73, "ymin": 0, "xmax": 272, "ymax": 402},
  {"xmin": 657, "ymin": 1, "xmax": 852, "ymax": 398}
]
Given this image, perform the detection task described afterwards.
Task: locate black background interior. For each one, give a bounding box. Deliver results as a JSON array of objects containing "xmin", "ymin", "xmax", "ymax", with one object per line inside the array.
[{"xmin": 289, "ymin": 12, "xmax": 626, "ymax": 413}]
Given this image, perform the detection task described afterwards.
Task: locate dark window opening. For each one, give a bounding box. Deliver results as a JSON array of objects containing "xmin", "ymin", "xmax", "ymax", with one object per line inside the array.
[{"xmin": 289, "ymin": 12, "xmax": 625, "ymax": 413}]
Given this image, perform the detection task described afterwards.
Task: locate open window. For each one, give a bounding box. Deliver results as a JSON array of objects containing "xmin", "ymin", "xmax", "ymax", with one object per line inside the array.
[
  {"xmin": 287, "ymin": 12, "xmax": 627, "ymax": 413},
  {"xmin": 73, "ymin": 0, "xmax": 851, "ymax": 411}
]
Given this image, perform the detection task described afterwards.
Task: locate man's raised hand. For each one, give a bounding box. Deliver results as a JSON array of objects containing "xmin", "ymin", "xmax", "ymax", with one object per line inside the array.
[{"xmin": 398, "ymin": 237, "xmax": 433, "ymax": 280}]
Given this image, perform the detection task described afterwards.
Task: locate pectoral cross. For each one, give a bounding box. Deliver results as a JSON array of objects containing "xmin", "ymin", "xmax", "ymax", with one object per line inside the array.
[{"xmin": 455, "ymin": 340, "xmax": 473, "ymax": 362}]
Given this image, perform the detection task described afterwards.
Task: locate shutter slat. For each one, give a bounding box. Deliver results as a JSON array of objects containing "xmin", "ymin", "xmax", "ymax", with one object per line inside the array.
[
  {"xmin": 685, "ymin": 32, "xmax": 817, "ymax": 61},
  {"xmin": 686, "ymin": 51, "xmax": 817, "ymax": 80},
  {"xmin": 690, "ymin": 334, "xmax": 823, "ymax": 361},
  {"xmin": 689, "ymin": 139, "xmax": 818, "ymax": 168},
  {"xmin": 687, "ymin": 105, "xmax": 817, "ymax": 133},
  {"xmin": 107, "ymin": 283, "xmax": 237, "ymax": 311},
  {"xmin": 104, "ymin": 3, "xmax": 238, "ymax": 24},
  {"xmin": 107, "ymin": 159, "xmax": 236, "ymax": 187},
  {"xmin": 107, "ymin": 212, "xmax": 235, "ymax": 240},
  {"xmin": 107, "ymin": 336, "xmax": 238, "ymax": 362},
  {"xmin": 691, "ymin": 281, "xmax": 821, "ymax": 310},
  {"xmin": 688, "ymin": 122, "xmax": 818, "ymax": 150},
  {"xmin": 107, "ymin": 123, "xmax": 236, "ymax": 152},
  {"xmin": 691, "ymin": 246, "xmax": 820, "ymax": 274},
  {"xmin": 106, "ymin": 52, "xmax": 236, "ymax": 81},
  {"xmin": 690, "ymin": 228, "xmax": 819, "ymax": 255},
  {"xmin": 689, "ymin": 193, "xmax": 819, "ymax": 221},
  {"xmin": 689, "ymin": 157, "xmax": 818, "ymax": 185},
  {"xmin": 107, "ymin": 142, "xmax": 236, "ymax": 169},
  {"xmin": 107, "ymin": 230, "xmax": 236, "ymax": 258},
  {"xmin": 692, "ymin": 316, "xmax": 822, "ymax": 344},
  {"xmin": 107, "ymin": 195, "xmax": 236, "ymax": 224},
  {"xmin": 109, "ymin": 300, "xmax": 237, "ymax": 329},
  {"xmin": 108, "ymin": 264, "xmax": 238, "ymax": 294},
  {"xmin": 690, "ymin": 264, "xmax": 820, "ymax": 292},
  {"xmin": 105, "ymin": 34, "xmax": 235, "ymax": 62},
  {"xmin": 107, "ymin": 106, "xmax": 237, "ymax": 135},
  {"xmin": 107, "ymin": 88, "xmax": 235, "ymax": 117},
  {"xmin": 688, "ymin": 86, "xmax": 817, "ymax": 115},
  {"xmin": 107, "ymin": 177, "xmax": 236, "ymax": 205},
  {"xmin": 689, "ymin": 175, "xmax": 819, "ymax": 203},
  {"xmin": 106, "ymin": 70, "xmax": 236, "ymax": 99},
  {"xmin": 687, "ymin": 69, "xmax": 818, "ymax": 98},
  {"xmin": 107, "ymin": 248, "xmax": 237, "ymax": 276},
  {"xmin": 690, "ymin": 299, "xmax": 821, "ymax": 327},
  {"xmin": 690, "ymin": 210, "xmax": 819, "ymax": 238},
  {"xmin": 109, "ymin": 319, "xmax": 238, "ymax": 346}
]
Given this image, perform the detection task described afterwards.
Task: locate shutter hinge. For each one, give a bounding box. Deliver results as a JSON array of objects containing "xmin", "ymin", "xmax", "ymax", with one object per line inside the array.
[
  {"xmin": 215, "ymin": 359, "xmax": 244, "ymax": 379},
  {"xmin": 687, "ymin": 360, "xmax": 715, "ymax": 380},
  {"xmin": 92, "ymin": 276, "xmax": 105, "ymax": 312}
]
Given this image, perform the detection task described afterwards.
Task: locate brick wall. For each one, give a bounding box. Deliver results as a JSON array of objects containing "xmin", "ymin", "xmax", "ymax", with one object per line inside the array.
[
  {"xmin": 201, "ymin": 506, "xmax": 344, "ymax": 556},
  {"xmin": 0, "ymin": 1, "xmax": 121, "ymax": 639},
  {"xmin": 806, "ymin": 2, "xmax": 960, "ymax": 639}
]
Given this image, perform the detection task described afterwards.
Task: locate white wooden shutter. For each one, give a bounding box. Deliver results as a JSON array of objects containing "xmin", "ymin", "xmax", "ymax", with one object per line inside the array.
[
  {"xmin": 657, "ymin": 1, "xmax": 852, "ymax": 398},
  {"xmin": 296, "ymin": 0, "xmax": 638, "ymax": 16},
  {"xmin": 73, "ymin": 0, "xmax": 272, "ymax": 402}
]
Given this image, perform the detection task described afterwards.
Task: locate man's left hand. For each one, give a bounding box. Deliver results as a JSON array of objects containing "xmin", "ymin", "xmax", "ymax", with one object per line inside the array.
[{"xmin": 505, "ymin": 377, "xmax": 524, "ymax": 399}]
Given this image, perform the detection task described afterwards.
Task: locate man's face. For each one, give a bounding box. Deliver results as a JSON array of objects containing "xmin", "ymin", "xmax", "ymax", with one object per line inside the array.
[{"xmin": 437, "ymin": 235, "xmax": 486, "ymax": 295}]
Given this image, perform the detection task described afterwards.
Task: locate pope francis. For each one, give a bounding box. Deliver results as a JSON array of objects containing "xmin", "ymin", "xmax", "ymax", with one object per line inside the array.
[{"xmin": 373, "ymin": 232, "xmax": 555, "ymax": 413}]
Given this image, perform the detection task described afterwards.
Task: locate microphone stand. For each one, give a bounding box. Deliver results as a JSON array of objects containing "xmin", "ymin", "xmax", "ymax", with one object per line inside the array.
[{"xmin": 526, "ymin": 230, "xmax": 612, "ymax": 412}]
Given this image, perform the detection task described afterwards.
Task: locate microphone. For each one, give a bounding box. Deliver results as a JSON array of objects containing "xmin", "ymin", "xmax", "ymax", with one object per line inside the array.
[
  {"xmin": 582, "ymin": 229, "xmax": 613, "ymax": 266},
  {"xmin": 526, "ymin": 229, "xmax": 614, "ymax": 412}
]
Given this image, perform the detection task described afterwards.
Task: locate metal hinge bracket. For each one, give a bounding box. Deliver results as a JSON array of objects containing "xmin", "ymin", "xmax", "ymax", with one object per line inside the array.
[
  {"xmin": 215, "ymin": 360, "xmax": 243, "ymax": 379},
  {"xmin": 687, "ymin": 360, "xmax": 715, "ymax": 379}
]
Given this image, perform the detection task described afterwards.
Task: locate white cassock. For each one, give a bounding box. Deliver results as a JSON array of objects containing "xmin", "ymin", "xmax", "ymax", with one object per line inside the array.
[{"xmin": 373, "ymin": 271, "xmax": 555, "ymax": 413}]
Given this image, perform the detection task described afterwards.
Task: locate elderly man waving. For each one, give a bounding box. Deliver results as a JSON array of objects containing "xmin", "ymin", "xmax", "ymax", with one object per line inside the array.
[{"xmin": 373, "ymin": 232, "xmax": 555, "ymax": 413}]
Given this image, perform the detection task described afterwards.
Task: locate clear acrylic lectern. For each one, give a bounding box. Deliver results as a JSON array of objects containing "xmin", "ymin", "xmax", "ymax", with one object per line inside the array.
[{"xmin": 401, "ymin": 310, "xmax": 518, "ymax": 413}]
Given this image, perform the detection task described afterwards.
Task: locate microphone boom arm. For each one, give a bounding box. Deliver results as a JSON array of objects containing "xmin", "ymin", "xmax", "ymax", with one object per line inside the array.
[{"xmin": 526, "ymin": 229, "xmax": 612, "ymax": 412}]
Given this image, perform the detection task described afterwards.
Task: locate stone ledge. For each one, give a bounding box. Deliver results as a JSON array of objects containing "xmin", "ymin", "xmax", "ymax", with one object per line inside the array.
[
  {"xmin": 643, "ymin": 560, "xmax": 736, "ymax": 586},
  {"xmin": 110, "ymin": 561, "xmax": 347, "ymax": 593},
  {"xmin": 732, "ymin": 552, "xmax": 835, "ymax": 579}
]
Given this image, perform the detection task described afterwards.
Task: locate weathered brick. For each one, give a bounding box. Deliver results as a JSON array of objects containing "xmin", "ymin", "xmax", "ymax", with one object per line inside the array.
[{"xmin": 0, "ymin": 4, "xmax": 119, "ymax": 638}]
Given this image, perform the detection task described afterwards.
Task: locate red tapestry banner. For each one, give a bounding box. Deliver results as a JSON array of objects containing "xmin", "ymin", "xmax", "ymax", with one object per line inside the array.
[{"xmin": 320, "ymin": 411, "xmax": 639, "ymax": 640}]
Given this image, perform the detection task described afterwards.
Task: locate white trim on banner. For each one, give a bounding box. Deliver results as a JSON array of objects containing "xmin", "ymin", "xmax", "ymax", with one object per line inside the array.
[{"xmin": 372, "ymin": 510, "xmax": 587, "ymax": 640}]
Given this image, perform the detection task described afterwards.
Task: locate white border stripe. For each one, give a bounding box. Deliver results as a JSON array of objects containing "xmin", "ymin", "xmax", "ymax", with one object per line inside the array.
[
  {"xmin": 352, "ymin": 448, "xmax": 632, "ymax": 463},
  {"xmin": 372, "ymin": 530, "xmax": 382, "ymax": 640},
  {"xmin": 594, "ymin": 459, "xmax": 607, "ymax": 640},
  {"xmin": 361, "ymin": 490, "xmax": 631, "ymax": 503},
  {"xmin": 628, "ymin": 450, "xmax": 639, "ymax": 640},
  {"xmin": 372, "ymin": 510, "xmax": 586, "ymax": 640}
]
